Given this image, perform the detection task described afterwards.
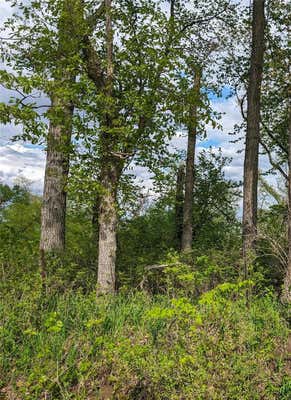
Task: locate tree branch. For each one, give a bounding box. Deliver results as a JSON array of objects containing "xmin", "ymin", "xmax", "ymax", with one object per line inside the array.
[
  {"xmin": 261, "ymin": 119, "xmax": 288, "ymax": 156},
  {"xmin": 180, "ymin": 1, "xmax": 231, "ymax": 33},
  {"xmin": 260, "ymin": 139, "xmax": 288, "ymax": 181}
]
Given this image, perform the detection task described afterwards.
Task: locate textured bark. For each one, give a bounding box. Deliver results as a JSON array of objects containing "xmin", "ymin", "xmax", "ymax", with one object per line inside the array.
[
  {"xmin": 242, "ymin": 0, "xmax": 265, "ymax": 276},
  {"xmin": 39, "ymin": 0, "xmax": 81, "ymax": 276},
  {"xmin": 97, "ymin": 161, "xmax": 121, "ymax": 294},
  {"xmin": 181, "ymin": 68, "xmax": 201, "ymax": 252},
  {"xmin": 92, "ymin": 193, "xmax": 100, "ymax": 244},
  {"xmin": 83, "ymin": 0, "xmax": 177, "ymax": 291},
  {"xmin": 40, "ymin": 98, "xmax": 73, "ymax": 255},
  {"xmin": 175, "ymin": 163, "xmax": 185, "ymax": 250},
  {"xmin": 282, "ymin": 116, "xmax": 291, "ymax": 303},
  {"xmin": 96, "ymin": 0, "xmax": 121, "ymax": 294}
]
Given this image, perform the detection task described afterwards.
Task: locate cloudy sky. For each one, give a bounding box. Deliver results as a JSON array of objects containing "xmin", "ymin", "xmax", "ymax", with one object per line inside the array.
[{"xmin": 0, "ymin": 0, "xmax": 276, "ymax": 201}]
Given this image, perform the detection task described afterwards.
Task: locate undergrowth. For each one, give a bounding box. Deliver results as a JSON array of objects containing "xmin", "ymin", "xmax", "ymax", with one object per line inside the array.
[{"xmin": 1, "ymin": 264, "xmax": 290, "ymax": 399}]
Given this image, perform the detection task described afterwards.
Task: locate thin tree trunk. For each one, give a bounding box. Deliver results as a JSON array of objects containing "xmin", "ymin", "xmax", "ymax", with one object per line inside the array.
[
  {"xmin": 175, "ymin": 163, "xmax": 185, "ymax": 250},
  {"xmin": 242, "ymin": 0, "xmax": 266, "ymax": 278},
  {"xmin": 181, "ymin": 67, "xmax": 201, "ymax": 252},
  {"xmin": 282, "ymin": 115, "xmax": 291, "ymax": 302},
  {"xmin": 40, "ymin": 98, "xmax": 73, "ymax": 260}
]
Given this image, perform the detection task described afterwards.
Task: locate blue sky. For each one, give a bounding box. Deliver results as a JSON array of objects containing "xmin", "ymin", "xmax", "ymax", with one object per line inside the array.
[
  {"xmin": 0, "ymin": 82, "xmax": 277, "ymax": 203},
  {"xmin": 0, "ymin": 87, "xmax": 244, "ymax": 193},
  {"xmin": 0, "ymin": 0, "xmax": 281, "ymax": 206}
]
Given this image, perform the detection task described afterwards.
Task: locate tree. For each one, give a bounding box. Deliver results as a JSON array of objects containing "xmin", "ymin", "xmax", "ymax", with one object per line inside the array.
[
  {"xmin": 192, "ymin": 149, "xmax": 241, "ymax": 251},
  {"xmin": 0, "ymin": 184, "xmax": 14, "ymax": 209},
  {"xmin": 95, "ymin": 0, "xmax": 122, "ymax": 293},
  {"xmin": 0, "ymin": 181, "xmax": 41, "ymax": 277},
  {"xmin": 116, "ymin": 148, "xmax": 241, "ymax": 288},
  {"xmin": 282, "ymin": 116, "xmax": 291, "ymax": 302},
  {"xmin": 174, "ymin": 163, "xmax": 185, "ymax": 250},
  {"xmin": 258, "ymin": 0, "xmax": 289, "ymax": 300},
  {"xmin": 242, "ymin": 0, "xmax": 266, "ymax": 277},
  {"xmin": 81, "ymin": 0, "xmax": 180, "ymax": 293},
  {"xmin": 0, "ymin": 0, "xmax": 84, "ymax": 271},
  {"xmin": 0, "ymin": 180, "xmax": 30, "ymax": 211},
  {"xmin": 259, "ymin": 0, "xmax": 289, "ymax": 177},
  {"xmin": 230, "ymin": 1, "xmax": 289, "ymax": 291},
  {"xmin": 39, "ymin": 0, "xmax": 83, "ymax": 261},
  {"xmin": 22, "ymin": 0, "xmax": 237, "ymax": 291},
  {"xmin": 181, "ymin": 65, "xmax": 201, "ymax": 251},
  {"xmin": 169, "ymin": 0, "xmax": 238, "ymax": 252}
]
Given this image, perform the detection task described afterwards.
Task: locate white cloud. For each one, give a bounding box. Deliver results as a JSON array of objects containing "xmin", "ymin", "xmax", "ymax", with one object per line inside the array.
[
  {"xmin": 0, "ymin": 142, "xmax": 45, "ymax": 193},
  {"xmin": 0, "ymin": 94, "xmax": 270, "ymax": 198},
  {"xmin": 169, "ymin": 95, "xmax": 245, "ymax": 182},
  {"xmin": 0, "ymin": 1, "xmax": 12, "ymax": 24},
  {"xmin": 0, "ymin": 0, "xmax": 279, "ymax": 202}
]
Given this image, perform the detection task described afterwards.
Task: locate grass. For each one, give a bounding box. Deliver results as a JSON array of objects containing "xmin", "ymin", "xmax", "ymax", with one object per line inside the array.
[{"xmin": 0, "ymin": 281, "xmax": 290, "ymax": 399}]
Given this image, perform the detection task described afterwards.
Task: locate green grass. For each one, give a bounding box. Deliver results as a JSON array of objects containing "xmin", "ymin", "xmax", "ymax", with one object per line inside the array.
[{"xmin": 0, "ymin": 282, "xmax": 290, "ymax": 399}]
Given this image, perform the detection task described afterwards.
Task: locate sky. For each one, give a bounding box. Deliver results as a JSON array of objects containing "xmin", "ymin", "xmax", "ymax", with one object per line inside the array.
[
  {"xmin": 0, "ymin": 0, "xmax": 279, "ymax": 205},
  {"xmin": 0, "ymin": 87, "xmax": 249, "ymax": 194}
]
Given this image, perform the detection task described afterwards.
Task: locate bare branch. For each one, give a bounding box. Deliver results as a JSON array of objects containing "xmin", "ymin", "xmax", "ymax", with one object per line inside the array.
[
  {"xmin": 260, "ymin": 139, "xmax": 288, "ymax": 181},
  {"xmin": 261, "ymin": 119, "xmax": 288, "ymax": 156}
]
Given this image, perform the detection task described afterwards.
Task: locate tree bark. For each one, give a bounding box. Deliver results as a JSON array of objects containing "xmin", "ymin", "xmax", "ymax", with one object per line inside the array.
[
  {"xmin": 242, "ymin": 0, "xmax": 265, "ymax": 277},
  {"xmin": 40, "ymin": 98, "xmax": 73, "ymax": 259},
  {"xmin": 39, "ymin": 0, "xmax": 81, "ymax": 277},
  {"xmin": 83, "ymin": 0, "xmax": 177, "ymax": 291},
  {"xmin": 181, "ymin": 67, "xmax": 201, "ymax": 252},
  {"xmin": 92, "ymin": 193, "xmax": 100, "ymax": 244},
  {"xmin": 97, "ymin": 159, "xmax": 121, "ymax": 294},
  {"xmin": 282, "ymin": 115, "xmax": 291, "ymax": 302},
  {"xmin": 96, "ymin": 0, "xmax": 122, "ymax": 294},
  {"xmin": 175, "ymin": 163, "xmax": 185, "ymax": 250}
]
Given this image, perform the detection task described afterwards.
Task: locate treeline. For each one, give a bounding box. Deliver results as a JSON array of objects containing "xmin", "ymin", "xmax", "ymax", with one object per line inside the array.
[{"xmin": 0, "ymin": 0, "xmax": 290, "ymax": 300}]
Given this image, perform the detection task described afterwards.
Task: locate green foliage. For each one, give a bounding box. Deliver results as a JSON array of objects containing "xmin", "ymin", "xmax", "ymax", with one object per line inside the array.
[
  {"xmin": 0, "ymin": 285, "xmax": 289, "ymax": 399},
  {"xmin": 0, "ymin": 183, "xmax": 41, "ymax": 287},
  {"xmin": 130, "ymin": 250, "xmax": 242, "ymax": 301},
  {"xmin": 0, "ymin": 1, "xmax": 290, "ymax": 398},
  {"xmin": 0, "ymin": 184, "xmax": 289, "ymax": 399},
  {"xmin": 117, "ymin": 149, "xmax": 241, "ymax": 288},
  {"xmin": 256, "ymin": 203, "xmax": 287, "ymax": 291}
]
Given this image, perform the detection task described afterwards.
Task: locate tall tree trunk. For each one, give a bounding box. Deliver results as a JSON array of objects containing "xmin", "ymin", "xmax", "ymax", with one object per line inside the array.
[
  {"xmin": 40, "ymin": 98, "xmax": 73, "ymax": 262},
  {"xmin": 242, "ymin": 0, "xmax": 266, "ymax": 277},
  {"xmin": 181, "ymin": 67, "xmax": 201, "ymax": 252},
  {"xmin": 282, "ymin": 116, "xmax": 291, "ymax": 302},
  {"xmin": 39, "ymin": 0, "xmax": 81, "ymax": 277},
  {"xmin": 97, "ymin": 159, "xmax": 121, "ymax": 293},
  {"xmin": 175, "ymin": 163, "xmax": 185, "ymax": 250},
  {"xmin": 96, "ymin": 0, "xmax": 122, "ymax": 294}
]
